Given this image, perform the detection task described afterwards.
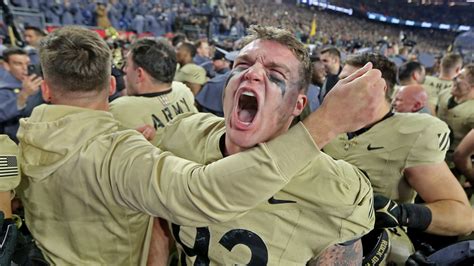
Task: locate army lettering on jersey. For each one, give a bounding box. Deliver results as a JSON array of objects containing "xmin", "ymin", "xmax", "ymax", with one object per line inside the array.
[
  {"xmin": 152, "ymin": 97, "xmax": 193, "ymax": 129},
  {"xmin": 110, "ymin": 82, "xmax": 198, "ymax": 146},
  {"xmin": 423, "ymin": 75, "xmax": 453, "ymax": 107}
]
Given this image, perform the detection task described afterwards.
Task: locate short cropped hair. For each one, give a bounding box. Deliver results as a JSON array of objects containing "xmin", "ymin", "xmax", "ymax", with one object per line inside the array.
[
  {"xmin": 464, "ymin": 64, "xmax": 474, "ymax": 85},
  {"xmin": 179, "ymin": 42, "xmax": 197, "ymax": 58},
  {"xmin": 39, "ymin": 26, "xmax": 112, "ymax": 93},
  {"xmin": 345, "ymin": 53, "xmax": 397, "ymax": 100},
  {"xmin": 320, "ymin": 47, "xmax": 341, "ymax": 59},
  {"xmin": 25, "ymin": 26, "xmax": 46, "ymax": 37},
  {"xmin": 441, "ymin": 53, "xmax": 463, "ymax": 72},
  {"xmin": 240, "ymin": 25, "xmax": 312, "ymax": 93},
  {"xmin": 2, "ymin": 47, "xmax": 27, "ymax": 62},
  {"xmin": 398, "ymin": 61, "xmax": 423, "ymax": 83},
  {"xmin": 130, "ymin": 38, "xmax": 177, "ymax": 84}
]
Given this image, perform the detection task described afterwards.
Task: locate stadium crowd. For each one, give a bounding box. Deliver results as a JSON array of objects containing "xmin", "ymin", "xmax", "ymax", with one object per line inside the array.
[{"xmin": 0, "ymin": 0, "xmax": 473, "ymax": 264}]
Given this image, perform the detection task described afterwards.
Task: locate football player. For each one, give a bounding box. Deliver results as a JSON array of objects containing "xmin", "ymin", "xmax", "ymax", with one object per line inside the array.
[
  {"xmin": 423, "ymin": 53, "xmax": 463, "ymax": 114},
  {"xmin": 437, "ymin": 64, "xmax": 474, "ymax": 163},
  {"xmin": 109, "ymin": 38, "xmax": 198, "ymax": 146},
  {"xmin": 0, "ymin": 135, "xmax": 19, "ymax": 264},
  {"xmin": 323, "ymin": 53, "xmax": 472, "ymax": 238},
  {"xmin": 158, "ymin": 25, "xmax": 377, "ymax": 264}
]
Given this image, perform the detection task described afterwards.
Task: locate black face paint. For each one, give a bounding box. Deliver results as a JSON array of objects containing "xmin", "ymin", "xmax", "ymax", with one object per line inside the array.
[
  {"xmin": 268, "ymin": 74, "xmax": 287, "ymax": 96},
  {"xmin": 222, "ymin": 67, "xmax": 245, "ymax": 99}
]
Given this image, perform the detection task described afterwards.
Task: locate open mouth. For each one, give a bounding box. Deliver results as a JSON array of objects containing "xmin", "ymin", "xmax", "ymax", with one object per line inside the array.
[{"xmin": 237, "ymin": 91, "xmax": 258, "ymax": 125}]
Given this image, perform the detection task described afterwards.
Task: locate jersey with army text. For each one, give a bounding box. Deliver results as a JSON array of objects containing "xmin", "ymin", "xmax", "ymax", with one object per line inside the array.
[
  {"xmin": 437, "ymin": 90, "xmax": 474, "ymax": 153},
  {"xmin": 158, "ymin": 113, "xmax": 375, "ymax": 265},
  {"xmin": 423, "ymin": 75, "xmax": 453, "ymax": 107},
  {"xmin": 324, "ymin": 112, "xmax": 450, "ymax": 204},
  {"xmin": 109, "ymin": 81, "xmax": 197, "ymax": 146}
]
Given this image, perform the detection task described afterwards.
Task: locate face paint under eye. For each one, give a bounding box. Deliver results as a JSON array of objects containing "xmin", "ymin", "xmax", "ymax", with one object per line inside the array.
[
  {"xmin": 268, "ymin": 74, "xmax": 287, "ymax": 95},
  {"xmin": 224, "ymin": 67, "xmax": 245, "ymax": 89}
]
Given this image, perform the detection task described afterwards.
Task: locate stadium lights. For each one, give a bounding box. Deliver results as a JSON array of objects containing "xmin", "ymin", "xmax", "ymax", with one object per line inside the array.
[{"xmin": 439, "ymin": 24, "xmax": 450, "ymax": 30}]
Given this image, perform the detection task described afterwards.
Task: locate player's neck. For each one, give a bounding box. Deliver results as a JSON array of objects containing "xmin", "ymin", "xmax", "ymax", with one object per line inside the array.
[
  {"xmin": 141, "ymin": 82, "xmax": 172, "ymax": 94},
  {"xmin": 366, "ymin": 101, "xmax": 391, "ymax": 128},
  {"xmin": 454, "ymin": 91, "xmax": 474, "ymax": 103},
  {"xmin": 439, "ymin": 72, "xmax": 454, "ymax": 81},
  {"xmin": 51, "ymin": 90, "xmax": 110, "ymax": 111}
]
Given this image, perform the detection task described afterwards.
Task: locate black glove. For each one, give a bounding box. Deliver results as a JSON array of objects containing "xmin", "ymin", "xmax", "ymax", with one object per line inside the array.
[
  {"xmin": 0, "ymin": 211, "xmax": 18, "ymax": 266},
  {"xmin": 373, "ymin": 194, "xmax": 432, "ymax": 231},
  {"xmin": 405, "ymin": 250, "xmax": 435, "ymax": 266},
  {"xmin": 374, "ymin": 194, "xmax": 407, "ymax": 228}
]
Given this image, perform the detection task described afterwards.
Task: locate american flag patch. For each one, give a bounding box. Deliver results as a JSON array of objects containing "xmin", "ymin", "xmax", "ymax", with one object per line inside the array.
[{"xmin": 0, "ymin": 156, "xmax": 18, "ymax": 178}]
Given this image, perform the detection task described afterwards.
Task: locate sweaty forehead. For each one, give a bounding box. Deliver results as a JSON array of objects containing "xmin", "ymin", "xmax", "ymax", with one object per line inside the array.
[{"xmin": 237, "ymin": 40, "xmax": 299, "ymax": 73}]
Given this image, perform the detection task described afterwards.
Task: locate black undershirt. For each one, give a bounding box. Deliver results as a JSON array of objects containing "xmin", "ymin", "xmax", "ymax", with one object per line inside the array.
[{"xmin": 347, "ymin": 110, "xmax": 395, "ymax": 140}]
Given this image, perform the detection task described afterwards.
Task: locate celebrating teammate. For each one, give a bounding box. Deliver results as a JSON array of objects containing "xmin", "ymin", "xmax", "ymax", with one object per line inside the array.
[
  {"xmin": 323, "ymin": 53, "xmax": 472, "ymax": 238},
  {"xmin": 158, "ymin": 26, "xmax": 377, "ymax": 264},
  {"xmin": 110, "ymin": 38, "xmax": 197, "ymax": 146}
]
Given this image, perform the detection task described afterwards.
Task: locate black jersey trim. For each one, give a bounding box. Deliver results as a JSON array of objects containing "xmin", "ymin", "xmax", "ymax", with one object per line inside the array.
[
  {"xmin": 347, "ymin": 110, "xmax": 394, "ymax": 140},
  {"xmin": 136, "ymin": 88, "xmax": 173, "ymax": 98}
]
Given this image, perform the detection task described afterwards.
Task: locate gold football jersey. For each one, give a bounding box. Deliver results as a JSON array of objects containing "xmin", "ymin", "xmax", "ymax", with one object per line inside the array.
[
  {"xmin": 324, "ymin": 112, "xmax": 450, "ymax": 204},
  {"xmin": 423, "ymin": 75, "xmax": 453, "ymax": 107},
  {"xmin": 109, "ymin": 82, "xmax": 197, "ymax": 146},
  {"xmin": 159, "ymin": 113, "xmax": 375, "ymax": 265},
  {"xmin": 437, "ymin": 90, "xmax": 474, "ymax": 153}
]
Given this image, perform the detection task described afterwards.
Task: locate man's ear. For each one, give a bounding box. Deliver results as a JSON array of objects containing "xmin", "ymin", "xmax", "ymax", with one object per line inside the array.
[
  {"xmin": 41, "ymin": 81, "xmax": 51, "ymax": 102},
  {"xmin": 412, "ymin": 101, "xmax": 422, "ymax": 112},
  {"xmin": 3, "ymin": 61, "xmax": 10, "ymax": 72},
  {"xmin": 292, "ymin": 94, "xmax": 307, "ymax": 116},
  {"xmin": 109, "ymin": 76, "xmax": 117, "ymax": 96}
]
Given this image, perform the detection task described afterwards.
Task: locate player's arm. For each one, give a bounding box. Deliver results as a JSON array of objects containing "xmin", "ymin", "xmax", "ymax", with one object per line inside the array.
[
  {"xmin": 147, "ymin": 218, "xmax": 172, "ymax": 266},
  {"xmin": 453, "ymin": 129, "xmax": 474, "ymax": 182},
  {"xmin": 110, "ymin": 122, "xmax": 321, "ymax": 226},
  {"xmin": 404, "ymin": 162, "xmax": 473, "ymax": 235},
  {"xmin": 0, "ymin": 136, "xmax": 20, "ymax": 264},
  {"xmin": 185, "ymin": 82, "xmax": 203, "ymax": 96},
  {"xmin": 308, "ymin": 240, "xmax": 363, "ymax": 266}
]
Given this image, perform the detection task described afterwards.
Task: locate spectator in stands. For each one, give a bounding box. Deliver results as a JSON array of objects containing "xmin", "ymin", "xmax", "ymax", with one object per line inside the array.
[
  {"xmin": 437, "ymin": 64, "xmax": 474, "ymax": 162},
  {"xmin": 0, "ymin": 48, "xmax": 42, "ymax": 142},
  {"xmin": 23, "ymin": 26, "xmax": 45, "ymax": 49},
  {"xmin": 174, "ymin": 42, "xmax": 207, "ymax": 95},
  {"xmin": 23, "ymin": 26, "xmax": 46, "ymax": 65},
  {"xmin": 319, "ymin": 47, "xmax": 341, "ymax": 102},
  {"xmin": 424, "ymin": 53, "xmax": 463, "ymax": 114},
  {"xmin": 398, "ymin": 61, "xmax": 426, "ymax": 86},
  {"xmin": 194, "ymin": 40, "xmax": 211, "ymax": 66},
  {"xmin": 392, "ymin": 84, "xmax": 431, "ymax": 114},
  {"xmin": 194, "ymin": 39, "xmax": 214, "ymax": 77},
  {"xmin": 195, "ymin": 50, "xmax": 237, "ymax": 117},
  {"xmin": 211, "ymin": 47, "xmax": 231, "ymax": 75},
  {"xmin": 96, "ymin": 1, "xmax": 111, "ymax": 29},
  {"xmin": 311, "ymin": 58, "xmax": 326, "ymax": 88}
]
